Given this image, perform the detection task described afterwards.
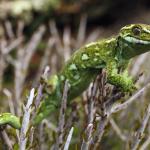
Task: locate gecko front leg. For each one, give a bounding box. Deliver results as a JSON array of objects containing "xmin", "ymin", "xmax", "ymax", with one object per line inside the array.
[{"xmin": 106, "ymin": 60, "xmax": 135, "ymax": 92}]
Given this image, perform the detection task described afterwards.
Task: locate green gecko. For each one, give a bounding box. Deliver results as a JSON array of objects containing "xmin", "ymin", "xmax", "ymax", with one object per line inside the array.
[
  {"xmin": 1, "ymin": 24, "xmax": 150, "ymax": 128},
  {"xmin": 33, "ymin": 24, "xmax": 150, "ymax": 124}
]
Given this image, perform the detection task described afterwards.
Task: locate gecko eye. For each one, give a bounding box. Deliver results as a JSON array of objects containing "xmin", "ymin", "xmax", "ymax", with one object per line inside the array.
[{"xmin": 132, "ymin": 26, "xmax": 141, "ymax": 36}]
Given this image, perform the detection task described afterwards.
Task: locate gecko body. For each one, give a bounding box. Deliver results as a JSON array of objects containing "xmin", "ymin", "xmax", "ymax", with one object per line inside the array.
[
  {"xmin": 1, "ymin": 24, "xmax": 150, "ymax": 127},
  {"xmin": 34, "ymin": 24, "xmax": 150, "ymax": 124}
]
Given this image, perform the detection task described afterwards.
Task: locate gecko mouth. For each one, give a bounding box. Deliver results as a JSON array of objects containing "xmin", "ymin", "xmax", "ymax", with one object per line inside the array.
[{"xmin": 124, "ymin": 36, "xmax": 150, "ymax": 45}]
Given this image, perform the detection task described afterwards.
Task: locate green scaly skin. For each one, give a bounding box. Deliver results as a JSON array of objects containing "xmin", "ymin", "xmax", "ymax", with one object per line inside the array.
[
  {"xmin": 0, "ymin": 113, "xmax": 21, "ymax": 129},
  {"xmin": 1, "ymin": 24, "xmax": 150, "ymax": 128},
  {"xmin": 34, "ymin": 24, "xmax": 150, "ymax": 124}
]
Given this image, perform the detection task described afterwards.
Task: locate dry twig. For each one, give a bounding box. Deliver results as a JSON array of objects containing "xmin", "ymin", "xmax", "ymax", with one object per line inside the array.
[
  {"xmin": 131, "ymin": 102, "xmax": 150, "ymax": 150},
  {"xmin": 140, "ymin": 135, "xmax": 150, "ymax": 150},
  {"xmin": 64, "ymin": 127, "xmax": 74, "ymax": 150},
  {"xmin": 110, "ymin": 117, "xmax": 127, "ymax": 141},
  {"xmin": 0, "ymin": 129, "xmax": 13, "ymax": 150},
  {"xmin": 110, "ymin": 82, "xmax": 150, "ymax": 114},
  {"xmin": 55, "ymin": 80, "xmax": 70, "ymax": 150},
  {"xmin": 19, "ymin": 88, "xmax": 35, "ymax": 150},
  {"xmin": 81, "ymin": 76, "xmax": 99, "ymax": 150}
]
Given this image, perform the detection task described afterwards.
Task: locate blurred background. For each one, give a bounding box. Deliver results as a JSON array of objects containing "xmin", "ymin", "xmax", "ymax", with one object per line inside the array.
[{"xmin": 1, "ymin": 0, "xmax": 150, "ymax": 149}]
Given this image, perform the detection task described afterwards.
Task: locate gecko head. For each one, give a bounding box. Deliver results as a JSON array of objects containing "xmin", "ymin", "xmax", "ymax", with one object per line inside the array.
[{"xmin": 118, "ymin": 24, "xmax": 150, "ymax": 59}]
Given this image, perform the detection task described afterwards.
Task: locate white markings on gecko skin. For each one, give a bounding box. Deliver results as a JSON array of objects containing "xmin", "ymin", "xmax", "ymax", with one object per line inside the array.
[
  {"xmin": 94, "ymin": 58, "xmax": 98, "ymax": 61},
  {"xmin": 124, "ymin": 36, "xmax": 150, "ymax": 44},
  {"xmin": 74, "ymin": 74, "xmax": 80, "ymax": 80},
  {"xmin": 143, "ymin": 27, "xmax": 150, "ymax": 34},
  {"xmin": 81, "ymin": 53, "xmax": 89, "ymax": 60},
  {"xmin": 69, "ymin": 64, "xmax": 77, "ymax": 70},
  {"xmin": 106, "ymin": 38, "xmax": 115, "ymax": 43},
  {"xmin": 85, "ymin": 42, "xmax": 95, "ymax": 48}
]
